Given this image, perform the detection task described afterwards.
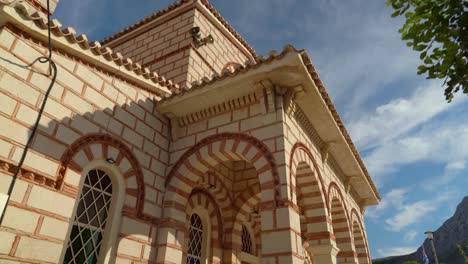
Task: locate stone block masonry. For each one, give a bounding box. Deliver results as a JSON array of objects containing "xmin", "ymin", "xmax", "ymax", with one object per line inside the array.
[
  {"xmin": 107, "ymin": 4, "xmax": 250, "ymax": 89},
  {"xmin": 0, "ymin": 25, "xmax": 168, "ymax": 264}
]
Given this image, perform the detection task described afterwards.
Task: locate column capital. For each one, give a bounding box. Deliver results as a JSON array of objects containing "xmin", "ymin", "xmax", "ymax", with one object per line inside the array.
[
  {"xmin": 307, "ymin": 244, "xmax": 340, "ymax": 264},
  {"xmin": 308, "ymin": 244, "xmax": 339, "ymax": 255}
]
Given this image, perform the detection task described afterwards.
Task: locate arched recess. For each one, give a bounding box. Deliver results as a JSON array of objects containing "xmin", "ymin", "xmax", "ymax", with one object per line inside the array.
[
  {"xmin": 56, "ymin": 133, "xmax": 145, "ymax": 217},
  {"xmin": 163, "ymin": 133, "xmax": 280, "ymax": 223},
  {"xmin": 350, "ymin": 209, "xmax": 371, "ymax": 264},
  {"xmin": 199, "ymin": 170, "xmax": 233, "ymax": 215},
  {"xmin": 185, "ymin": 189, "xmax": 224, "ymax": 264},
  {"xmin": 328, "ymin": 183, "xmax": 357, "ymax": 263},
  {"xmin": 289, "ymin": 143, "xmax": 331, "ymax": 243},
  {"xmin": 233, "ymin": 185, "xmax": 262, "ymax": 260}
]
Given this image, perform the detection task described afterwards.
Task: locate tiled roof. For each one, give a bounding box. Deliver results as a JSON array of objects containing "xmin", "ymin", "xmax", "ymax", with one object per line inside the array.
[
  {"xmin": 100, "ymin": 0, "xmax": 257, "ymax": 58},
  {"xmin": 162, "ymin": 45, "xmax": 381, "ymax": 200},
  {"xmin": 5, "ymin": 2, "xmax": 176, "ymax": 95}
]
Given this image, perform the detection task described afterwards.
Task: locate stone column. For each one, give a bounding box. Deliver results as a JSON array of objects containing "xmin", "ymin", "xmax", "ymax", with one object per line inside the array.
[{"xmin": 260, "ymin": 204, "xmax": 303, "ymax": 264}]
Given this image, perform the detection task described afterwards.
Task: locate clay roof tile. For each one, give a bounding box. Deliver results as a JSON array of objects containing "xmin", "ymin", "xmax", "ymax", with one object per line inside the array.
[{"xmin": 7, "ymin": 2, "xmax": 175, "ymax": 95}]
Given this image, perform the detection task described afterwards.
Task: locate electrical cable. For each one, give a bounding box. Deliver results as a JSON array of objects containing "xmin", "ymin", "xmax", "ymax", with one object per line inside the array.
[{"xmin": 0, "ymin": 0, "xmax": 57, "ymax": 225}]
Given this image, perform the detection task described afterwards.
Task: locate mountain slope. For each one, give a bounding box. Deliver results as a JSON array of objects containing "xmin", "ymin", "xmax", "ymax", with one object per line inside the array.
[{"xmin": 373, "ymin": 196, "xmax": 468, "ymax": 264}]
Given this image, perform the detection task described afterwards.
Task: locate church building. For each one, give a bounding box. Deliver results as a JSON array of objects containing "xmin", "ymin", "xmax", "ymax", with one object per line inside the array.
[{"xmin": 0, "ymin": 0, "xmax": 380, "ymax": 263}]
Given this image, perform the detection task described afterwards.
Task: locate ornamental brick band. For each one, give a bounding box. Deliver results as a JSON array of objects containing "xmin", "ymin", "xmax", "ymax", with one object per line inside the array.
[{"xmin": 57, "ymin": 133, "xmax": 146, "ymax": 217}]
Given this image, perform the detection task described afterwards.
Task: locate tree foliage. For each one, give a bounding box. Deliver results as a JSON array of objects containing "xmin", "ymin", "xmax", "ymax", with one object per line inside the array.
[
  {"xmin": 387, "ymin": 0, "xmax": 468, "ymax": 102},
  {"xmin": 458, "ymin": 244, "xmax": 468, "ymax": 264}
]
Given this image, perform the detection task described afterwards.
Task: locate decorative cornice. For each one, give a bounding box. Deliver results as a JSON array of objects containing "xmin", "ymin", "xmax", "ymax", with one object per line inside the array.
[
  {"xmin": 175, "ymin": 90, "xmax": 260, "ymax": 127},
  {"xmin": 293, "ymin": 105, "xmax": 325, "ymax": 150}
]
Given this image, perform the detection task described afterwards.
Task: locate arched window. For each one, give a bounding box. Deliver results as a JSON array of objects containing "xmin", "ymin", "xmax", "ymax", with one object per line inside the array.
[
  {"xmin": 241, "ymin": 225, "xmax": 253, "ymax": 254},
  {"xmin": 187, "ymin": 214, "xmax": 204, "ymax": 264},
  {"xmin": 63, "ymin": 169, "xmax": 113, "ymax": 264}
]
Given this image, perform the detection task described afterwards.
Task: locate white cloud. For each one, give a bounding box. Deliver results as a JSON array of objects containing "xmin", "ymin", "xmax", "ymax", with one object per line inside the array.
[
  {"xmin": 385, "ymin": 192, "xmax": 451, "ymax": 232},
  {"xmin": 446, "ymin": 161, "xmax": 465, "ymax": 170},
  {"xmin": 366, "ymin": 188, "xmax": 408, "ymax": 219},
  {"xmin": 367, "ymin": 188, "xmax": 454, "ymax": 232},
  {"xmin": 377, "ymin": 247, "xmax": 416, "ymax": 257},
  {"xmin": 364, "ymin": 123, "xmax": 468, "ymax": 181},
  {"xmin": 421, "ymin": 160, "xmax": 467, "ymax": 191},
  {"xmin": 404, "ymin": 230, "xmax": 418, "ymax": 242},
  {"xmin": 348, "ymin": 82, "xmax": 461, "ymax": 150},
  {"xmin": 385, "ymin": 200, "xmax": 436, "ymax": 232}
]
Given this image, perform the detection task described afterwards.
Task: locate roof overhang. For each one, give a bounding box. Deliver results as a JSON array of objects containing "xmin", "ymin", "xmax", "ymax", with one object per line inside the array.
[{"xmin": 158, "ymin": 48, "xmax": 380, "ymax": 205}]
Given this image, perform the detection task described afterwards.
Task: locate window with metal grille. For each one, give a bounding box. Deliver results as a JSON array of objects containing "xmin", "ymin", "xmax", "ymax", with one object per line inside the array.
[
  {"xmin": 63, "ymin": 169, "xmax": 113, "ymax": 264},
  {"xmin": 187, "ymin": 214, "xmax": 203, "ymax": 264},
  {"xmin": 241, "ymin": 225, "xmax": 253, "ymax": 254}
]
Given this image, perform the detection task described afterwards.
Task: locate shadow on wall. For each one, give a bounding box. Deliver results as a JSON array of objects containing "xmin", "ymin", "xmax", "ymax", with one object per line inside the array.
[{"xmin": 0, "ymin": 42, "xmax": 170, "ymax": 262}]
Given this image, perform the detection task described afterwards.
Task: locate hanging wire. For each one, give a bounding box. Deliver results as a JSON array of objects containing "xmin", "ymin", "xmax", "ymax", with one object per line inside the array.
[{"xmin": 0, "ymin": 0, "xmax": 57, "ymax": 225}]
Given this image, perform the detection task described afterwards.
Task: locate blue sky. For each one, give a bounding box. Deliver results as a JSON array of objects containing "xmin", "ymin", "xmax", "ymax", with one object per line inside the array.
[{"xmin": 54, "ymin": 0, "xmax": 468, "ymax": 259}]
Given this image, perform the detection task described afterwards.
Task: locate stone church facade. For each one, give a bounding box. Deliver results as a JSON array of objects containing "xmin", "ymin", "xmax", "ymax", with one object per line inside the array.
[{"xmin": 0, "ymin": 1, "xmax": 380, "ymax": 264}]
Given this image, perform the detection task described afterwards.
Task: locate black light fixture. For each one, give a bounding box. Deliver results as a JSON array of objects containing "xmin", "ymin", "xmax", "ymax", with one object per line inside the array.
[
  {"xmin": 106, "ymin": 158, "xmax": 115, "ymax": 164},
  {"xmin": 208, "ymin": 184, "xmax": 216, "ymax": 190},
  {"xmin": 190, "ymin": 26, "xmax": 214, "ymax": 47}
]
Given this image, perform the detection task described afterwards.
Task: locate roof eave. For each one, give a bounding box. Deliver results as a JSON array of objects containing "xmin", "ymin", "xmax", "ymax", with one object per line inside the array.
[{"xmin": 158, "ymin": 47, "xmax": 380, "ymax": 204}]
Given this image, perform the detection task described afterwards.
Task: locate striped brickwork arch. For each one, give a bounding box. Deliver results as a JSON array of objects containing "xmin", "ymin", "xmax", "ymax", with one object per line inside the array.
[
  {"xmin": 351, "ymin": 209, "xmax": 371, "ymax": 264},
  {"xmin": 198, "ymin": 170, "xmax": 237, "ymax": 253},
  {"xmin": 328, "ymin": 183, "xmax": 357, "ymax": 264},
  {"xmin": 185, "ymin": 189, "xmax": 223, "ymax": 264},
  {"xmin": 289, "ymin": 143, "xmax": 333, "ymax": 245},
  {"xmin": 163, "ymin": 133, "xmax": 280, "ymax": 225},
  {"xmin": 57, "ymin": 133, "xmax": 145, "ymax": 217},
  {"xmin": 232, "ymin": 185, "xmax": 262, "ymax": 259},
  {"xmin": 199, "ymin": 170, "xmax": 233, "ymax": 215}
]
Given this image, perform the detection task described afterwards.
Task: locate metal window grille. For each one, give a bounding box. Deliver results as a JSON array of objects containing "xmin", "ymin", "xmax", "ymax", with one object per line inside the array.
[
  {"xmin": 187, "ymin": 214, "xmax": 203, "ymax": 264},
  {"xmin": 241, "ymin": 225, "xmax": 253, "ymax": 254},
  {"xmin": 63, "ymin": 169, "xmax": 113, "ymax": 264}
]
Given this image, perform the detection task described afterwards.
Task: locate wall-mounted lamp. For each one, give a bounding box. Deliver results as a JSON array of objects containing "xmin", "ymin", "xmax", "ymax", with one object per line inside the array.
[
  {"xmin": 190, "ymin": 26, "xmax": 214, "ymax": 47},
  {"xmin": 208, "ymin": 184, "xmax": 216, "ymax": 190},
  {"xmin": 106, "ymin": 158, "xmax": 115, "ymax": 164}
]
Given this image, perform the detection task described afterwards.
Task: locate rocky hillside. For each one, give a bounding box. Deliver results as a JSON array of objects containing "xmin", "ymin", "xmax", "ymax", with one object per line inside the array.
[{"xmin": 373, "ymin": 196, "xmax": 468, "ymax": 264}]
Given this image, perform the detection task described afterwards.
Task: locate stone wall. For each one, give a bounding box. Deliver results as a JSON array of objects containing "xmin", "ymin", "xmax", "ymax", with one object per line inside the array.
[{"xmin": 0, "ymin": 25, "xmax": 168, "ymax": 264}]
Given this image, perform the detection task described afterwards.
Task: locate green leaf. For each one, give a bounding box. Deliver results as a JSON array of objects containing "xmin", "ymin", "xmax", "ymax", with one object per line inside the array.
[
  {"xmin": 414, "ymin": 44, "xmax": 427, "ymax": 51},
  {"xmin": 424, "ymin": 57, "xmax": 433, "ymax": 64},
  {"xmin": 420, "ymin": 51, "xmax": 427, "ymax": 59},
  {"xmin": 392, "ymin": 10, "xmax": 401, "ymax": 17}
]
